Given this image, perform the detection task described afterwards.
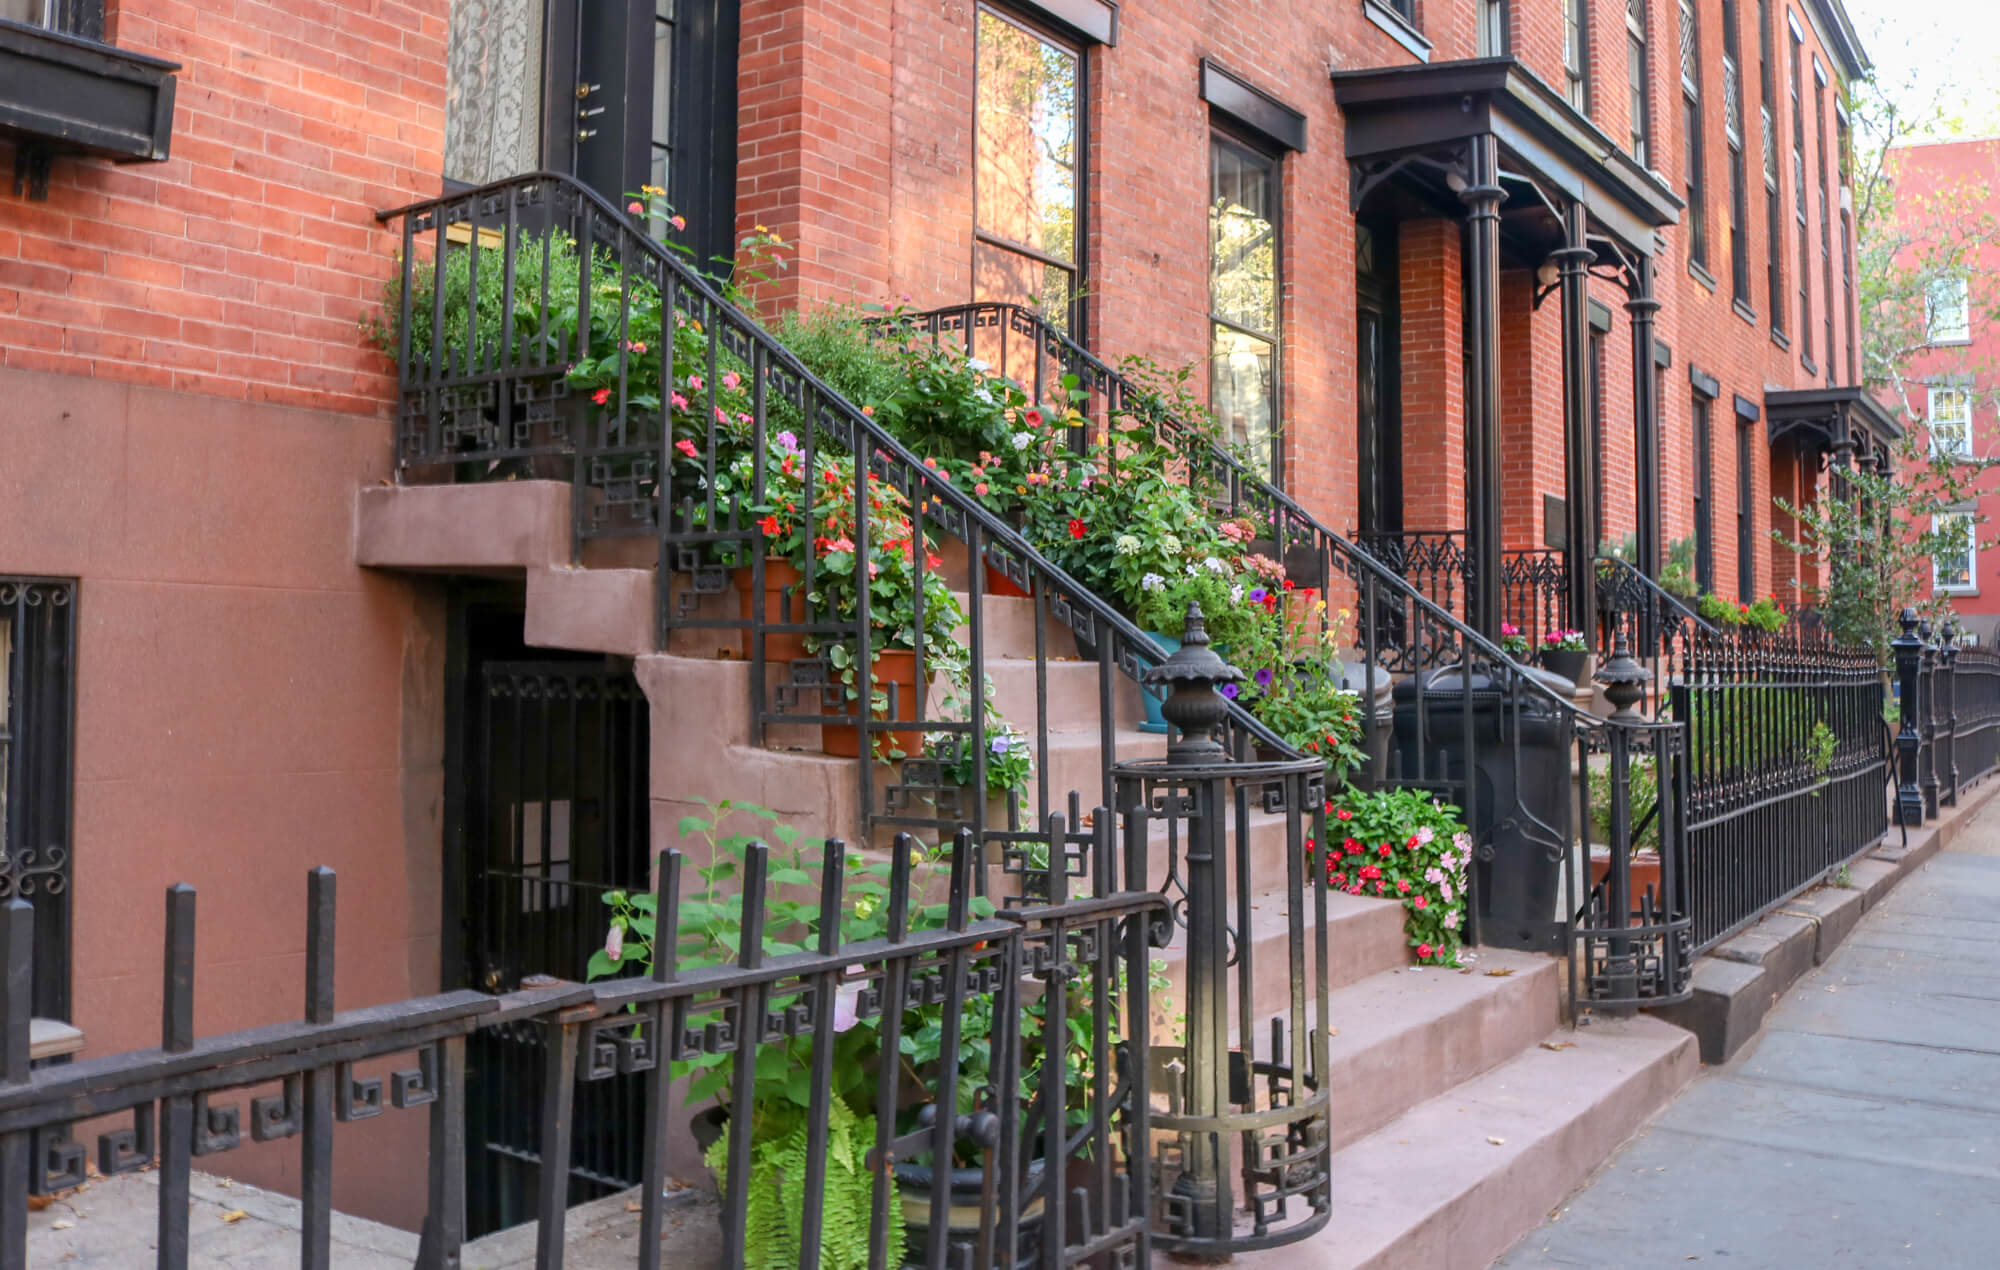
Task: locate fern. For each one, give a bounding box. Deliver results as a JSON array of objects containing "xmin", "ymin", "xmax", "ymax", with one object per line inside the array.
[{"xmin": 704, "ymin": 1100, "xmax": 898, "ymax": 1269}]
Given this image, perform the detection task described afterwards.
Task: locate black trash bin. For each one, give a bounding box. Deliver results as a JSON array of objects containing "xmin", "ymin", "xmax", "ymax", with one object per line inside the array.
[{"xmin": 1390, "ymin": 664, "xmax": 1575, "ymax": 950}]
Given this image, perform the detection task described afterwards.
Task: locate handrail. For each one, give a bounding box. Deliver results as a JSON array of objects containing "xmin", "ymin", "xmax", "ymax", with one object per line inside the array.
[
  {"xmin": 1595, "ymin": 554, "xmax": 1717, "ymax": 637},
  {"xmin": 902, "ymin": 303, "xmax": 1608, "ymax": 722},
  {"xmin": 373, "ymin": 176, "xmax": 1294, "ymax": 767}
]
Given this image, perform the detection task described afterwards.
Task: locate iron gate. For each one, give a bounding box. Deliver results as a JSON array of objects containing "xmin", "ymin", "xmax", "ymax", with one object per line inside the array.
[{"xmin": 464, "ymin": 661, "xmax": 650, "ymax": 1237}]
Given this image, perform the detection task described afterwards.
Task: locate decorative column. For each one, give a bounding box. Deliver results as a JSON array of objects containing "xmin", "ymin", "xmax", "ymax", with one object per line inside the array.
[
  {"xmin": 1895, "ymin": 609, "xmax": 1925, "ymax": 828},
  {"xmin": 1626, "ymin": 252, "xmax": 1663, "ymax": 586},
  {"xmin": 1460, "ymin": 134, "xmax": 1505, "ymax": 638},
  {"xmin": 1556, "ymin": 201, "xmax": 1597, "ymax": 638},
  {"xmin": 1921, "ymin": 621, "xmax": 1941, "ymax": 819}
]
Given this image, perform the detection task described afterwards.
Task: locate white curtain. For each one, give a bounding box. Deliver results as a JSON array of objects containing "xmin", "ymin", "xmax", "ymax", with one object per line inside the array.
[{"xmin": 443, "ymin": 0, "xmax": 544, "ymax": 186}]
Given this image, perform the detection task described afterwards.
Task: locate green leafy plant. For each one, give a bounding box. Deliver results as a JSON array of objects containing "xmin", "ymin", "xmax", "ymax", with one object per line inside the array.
[
  {"xmin": 1807, "ymin": 720, "xmax": 1838, "ymax": 777},
  {"xmin": 1539, "ymin": 628, "xmax": 1588, "ymax": 653},
  {"xmin": 1497, "ymin": 622, "xmax": 1532, "ymax": 660},
  {"xmin": 1659, "ymin": 535, "xmax": 1699, "ymax": 599},
  {"xmin": 1316, "ymin": 788, "xmax": 1471, "ymax": 966},
  {"xmin": 1743, "ymin": 596, "xmax": 1789, "ymax": 632},
  {"xmin": 1587, "ymin": 755, "xmax": 1660, "ymax": 854}
]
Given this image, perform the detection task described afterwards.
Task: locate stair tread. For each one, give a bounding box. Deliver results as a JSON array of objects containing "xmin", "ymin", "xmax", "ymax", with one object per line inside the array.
[{"xmin": 1235, "ymin": 1014, "xmax": 1697, "ymax": 1270}]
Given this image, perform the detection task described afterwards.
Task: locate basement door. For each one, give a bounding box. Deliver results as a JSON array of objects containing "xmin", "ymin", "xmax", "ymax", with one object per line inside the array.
[{"xmin": 462, "ymin": 659, "xmax": 652, "ymax": 1238}]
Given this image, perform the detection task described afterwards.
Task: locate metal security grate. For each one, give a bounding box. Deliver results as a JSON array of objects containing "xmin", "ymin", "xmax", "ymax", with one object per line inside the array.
[{"xmin": 0, "ymin": 577, "xmax": 75, "ymax": 1023}]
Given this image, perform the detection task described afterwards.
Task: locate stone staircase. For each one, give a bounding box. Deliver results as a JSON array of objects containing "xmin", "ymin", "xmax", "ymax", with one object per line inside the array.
[{"xmin": 356, "ymin": 478, "xmax": 1699, "ymax": 1270}]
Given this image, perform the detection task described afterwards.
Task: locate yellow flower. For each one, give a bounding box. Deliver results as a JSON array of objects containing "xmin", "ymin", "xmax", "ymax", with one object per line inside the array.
[{"xmin": 755, "ymin": 224, "xmax": 769, "ymax": 233}]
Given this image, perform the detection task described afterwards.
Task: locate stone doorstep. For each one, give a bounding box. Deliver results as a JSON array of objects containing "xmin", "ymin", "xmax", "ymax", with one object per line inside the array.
[{"xmin": 1651, "ymin": 774, "xmax": 2000, "ymax": 1065}]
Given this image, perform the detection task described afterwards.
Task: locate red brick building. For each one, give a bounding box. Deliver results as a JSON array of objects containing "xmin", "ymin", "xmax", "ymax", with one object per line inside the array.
[
  {"xmin": 0, "ymin": 0, "xmax": 1875, "ymax": 1242},
  {"xmin": 1881, "ymin": 137, "xmax": 2000, "ymax": 640}
]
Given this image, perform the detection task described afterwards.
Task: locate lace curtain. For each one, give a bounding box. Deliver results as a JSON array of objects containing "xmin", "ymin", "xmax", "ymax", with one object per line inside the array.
[{"xmin": 443, "ymin": 0, "xmax": 544, "ymax": 186}]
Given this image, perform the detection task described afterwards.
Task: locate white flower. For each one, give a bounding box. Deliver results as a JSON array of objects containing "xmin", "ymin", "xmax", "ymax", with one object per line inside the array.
[
  {"xmin": 1203, "ymin": 556, "xmax": 1229, "ymax": 574},
  {"xmin": 831, "ymin": 965, "xmax": 869, "ymax": 1032},
  {"xmin": 1115, "ymin": 535, "xmax": 1141, "ymax": 555},
  {"xmin": 973, "ymin": 386, "xmax": 993, "ymax": 405},
  {"xmin": 1011, "ymin": 431, "xmax": 1033, "ymax": 450},
  {"xmin": 967, "ymin": 357, "xmax": 990, "ymax": 372},
  {"xmin": 1140, "ymin": 572, "xmax": 1166, "ymax": 593},
  {"xmin": 1230, "ymin": 584, "xmax": 1244, "ymax": 603},
  {"xmin": 603, "ymin": 921, "xmax": 625, "ymax": 963},
  {"xmin": 1415, "ymin": 825, "xmax": 1434, "ymax": 846},
  {"xmin": 1159, "ymin": 534, "xmax": 1182, "ymax": 556},
  {"xmin": 1185, "ymin": 563, "xmax": 1199, "ymax": 576}
]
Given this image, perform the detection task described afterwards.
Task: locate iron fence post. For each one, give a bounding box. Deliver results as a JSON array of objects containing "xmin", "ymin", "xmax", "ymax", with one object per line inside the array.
[
  {"xmin": 1894, "ymin": 610, "xmax": 1925, "ymax": 828},
  {"xmin": 1944, "ymin": 625, "xmax": 1962, "ymax": 803},
  {"xmin": 0, "ymin": 901, "xmax": 31, "ymax": 1270},
  {"xmin": 1921, "ymin": 622, "xmax": 1940, "ymax": 819}
]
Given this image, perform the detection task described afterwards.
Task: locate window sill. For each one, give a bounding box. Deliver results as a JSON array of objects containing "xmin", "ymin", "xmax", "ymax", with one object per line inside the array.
[
  {"xmin": 1688, "ymin": 260, "xmax": 1718, "ymax": 291},
  {"xmin": 1937, "ymin": 586, "xmax": 1980, "ymax": 598},
  {"xmin": 1771, "ymin": 327, "xmax": 1790, "ymax": 351},
  {"xmin": 30, "ymin": 1017, "xmax": 84, "ymax": 1062},
  {"xmin": 1361, "ymin": 0, "xmax": 1432, "ymax": 62},
  {"xmin": 1801, "ymin": 355, "xmax": 1819, "ymax": 377},
  {"xmin": 1929, "ymin": 337, "xmax": 1974, "ymax": 349},
  {"xmin": 1733, "ymin": 298, "xmax": 1758, "ymax": 326}
]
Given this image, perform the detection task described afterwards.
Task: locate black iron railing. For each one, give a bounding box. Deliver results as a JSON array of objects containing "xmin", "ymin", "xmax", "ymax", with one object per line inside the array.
[
  {"xmin": 374, "ymin": 176, "xmax": 1294, "ymax": 857},
  {"xmin": 1670, "ymin": 624, "xmax": 1889, "ymax": 950},
  {"xmin": 903, "ymin": 303, "xmax": 1692, "ymax": 1012},
  {"xmin": 1946, "ymin": 639, "xmax": 2000, "ymax": 800},
  {"xmin": 1347, "ymin": 532, "xmax": 1571, "ymax": 653},
  {"xmin": 1594, "ymin": 555, "xmax": 1714, "ymax": 662}
]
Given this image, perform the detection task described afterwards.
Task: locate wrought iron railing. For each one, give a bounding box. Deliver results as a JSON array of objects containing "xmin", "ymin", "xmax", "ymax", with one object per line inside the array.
[
  {"xmin": 902, "ymin": 303, "xmax": 1692, "ymax": 1011},
  {"xmin": 374, "ymin": 175, "xmax": 1294, "ymax": 858},
  {"xmin": 1945, "ymin": 638, "xmax": 2000, "ymax": 801},
  {"xmin": 1670, "ymin": 623, "xmax": 1889, "ymax": 950},
  {"xmin": 1594, "ymin": 556, "xmax": 1715, "ymax": 681},
  {"xmin": 1346, "ymin": 531, "xmax": 1570, "ymax": 653}
]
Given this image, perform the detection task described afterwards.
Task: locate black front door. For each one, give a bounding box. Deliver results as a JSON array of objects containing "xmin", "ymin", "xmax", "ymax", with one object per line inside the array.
[
  {"xmin": 446, "ymin": 597, "xmax": 652, "ymax": 1237},
  {"xmin": 1355, "ymin": 220, "xmax": 1403, "ymax": 538}
]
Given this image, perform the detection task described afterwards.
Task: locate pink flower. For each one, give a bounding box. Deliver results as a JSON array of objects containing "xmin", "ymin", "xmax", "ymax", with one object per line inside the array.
[
  {"xmin": 675, "ymin": 439, "xmax": 698, "ymax": 458},
  {"xmin": 722, "ymin": 371, "xmax": 741, "ymax": 390},
  {"xmin": 670, "ymin": 214, "xmax": 686, "ymax": 231},
  {"xmin": 974, "ymin": 482, "xmax": 989, "ymax": 495},
  {"xmin": 627, "ymin": 200, "xmax": 643, "ymax": 214},
  {"xmin": 687, "ymin": 374, "xmax": 704, "ymax": 391},
  {"xmin": 671, "ymin": 393, "xmax": 689, "ymax": 410},
  {"xmin": 715, "ymin": 406, "xmax": 729, "ymax": 423},
  {"xmin": 603, "ymin": 923, "xmax": 624, "ymax": 962},
  {"xmin": 830, "ymin": 965, "xmax": 867, "ymax": 1032},
  {"xmin": 1416, "ymin": 942, "xmax": 1434, "ymax": 960},
  {"xmin": 1413, "ymin": 895, "xmax": 1428, "ymax": 909}
]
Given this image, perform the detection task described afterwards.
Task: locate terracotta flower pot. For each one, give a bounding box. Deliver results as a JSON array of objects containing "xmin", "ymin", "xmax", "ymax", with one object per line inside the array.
[
  {"xmin": 738, "ymin": 560, "xmax": 810, "ymax": 664},
  {"xmin": 821, "ymin": 649, "xmax": 933, "ymax": 760},
  {"xmin": 984, "ymin": 560, "xmax": 1033, "ymax": 599}
]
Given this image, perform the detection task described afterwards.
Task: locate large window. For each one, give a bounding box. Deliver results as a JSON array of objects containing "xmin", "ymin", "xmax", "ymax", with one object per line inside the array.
[
  {"xmin": 1722, "ymin": 1, "xmax": 1750, "ymax": 305},
  {"xmin": 1628, "ymin": 1, "xmax": 1652, "ymax": 166},
  {"xmin": 1480, "ymin": 0, "xmax": 1511, "ymax": 57},
  {"xmin": 975, "ymin": 7, "xmax": 1083, "ymax": 333},
  {"xmin": 1679, "ymin": 0, "xmax": 1706, "ymax": 271},
  {"xmin": 1928, "ymin": 275, "xmax": 1971, "ymax": 344},
  {"xmin": 1693, "ymin": 394, "xmax": 1715, "ymax": 592},
  {"xmin": 1736, "ymin": 409, "xmax": 1756, "ymax": 599},
  {"xmin": 1816, "ymin": 64, "xmax": 1833, "ymax": 382},
  {"xmin": 1790, "ymin": 16, "xmax": 1810, "ymax": 365},
  {"xmin": 1760, "ymin": 0, "xmax": 1783, "ymax": 333},
  {"xmin": 1565, "ymin": 0, "xmax": 1592, "ymax": 110},
  {"xmin": 1935, "ymin": 511, "xmax": 1976, "ymax": 593},
  {"xmin": 1929, "ymin": 386, "xmax": 1973, "ymax": 459},
  {"xmin": 1, "ymin": 577, "xmax": 76, "ymax": 1022},
  {"xmin": 1211, "ymin": 134, "xmax": 1282, "ymax": 484}
]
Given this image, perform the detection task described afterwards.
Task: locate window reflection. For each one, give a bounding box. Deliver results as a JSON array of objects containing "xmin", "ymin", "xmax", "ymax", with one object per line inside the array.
[
  {"xmin": 1210, "ymin": 135, "xmax": 1280, "ymax": 483},
  {"xmin": 975, "ymin": 8, "xmax": 1079, "ymax": 330}
]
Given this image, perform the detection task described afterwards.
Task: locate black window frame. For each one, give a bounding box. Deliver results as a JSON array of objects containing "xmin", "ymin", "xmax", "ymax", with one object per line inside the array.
[
  {"xmin": 1736, "ymin": 406, "xmax": 1757, "ymax": 599},
  {"xmin": 1692, "ymin": 393, "xmax": 1715, "ymax": 593},
  {"xmin": 1679, "ymin": 0, "xmax": 1708, "ymax": 273},
  {"xmin": 1790, "ymin": 13, "xmax": 1811, "ymax": 367},
  {"xmin": 1722, "ymin": 0, "xmax": 1751, "ymax": 307},
  {"xmin": 1, "ymin": 0, "xmax": 103, "ymax": 40},
  {"xmin": 1208, "ymin": 125, "xmax": 1286, "ymax": 488},
  {"xmin": 1760, "ymin": 0, "xmax": 1784, "ymax": 335},
  {"xmin": 1565, "ymin": 0, "xmax": 1592, "ymax": 112},
  {"xmin": 972, "ymin": 2, "xmax": 1089, "ymax": 339},
  {"xmin": 1628, "ymin": 0, "xmax": 1653, "ymax": 167},
  {"xmin": 1, "ymin": 575, "xmax": 77, "ymax": 1024}
]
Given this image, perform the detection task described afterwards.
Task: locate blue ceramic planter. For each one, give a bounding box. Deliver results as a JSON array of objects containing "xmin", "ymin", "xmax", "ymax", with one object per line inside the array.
[{"xmin": 1137, "ymin": 632, "xmax": 1181, "ymax": 733}]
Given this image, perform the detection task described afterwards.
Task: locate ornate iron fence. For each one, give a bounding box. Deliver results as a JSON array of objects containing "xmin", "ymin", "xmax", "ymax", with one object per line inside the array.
[
  {"xmin": 1670, "ymin": 624, "xmax": 1889, "ymax": 951},
  {"xmin": 1344, "ymin": 532, "xmax": 1570, "ymax": 654},
  {"xmin": 1947, "ymin": 638, "xmax": 2000, "ymax": 799},
  {"xmin": 1593, "ymin": 555, "xmax": 1714, "ymax": 661}
]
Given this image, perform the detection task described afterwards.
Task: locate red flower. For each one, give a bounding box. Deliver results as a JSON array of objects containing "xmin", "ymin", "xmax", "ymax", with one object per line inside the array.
[
  {"xmin": 1406, "ymin": 834, "xmax": 1419, "ymax": 849},
  {"xmin": 1336, "ymin": 809, "xmax": 1353, "ymax": 822},
  {"xmin": 1416, "ymin": 942, "xmax": 1434, "ymax": 960},
  {"xmin": 1325, "ymin": 733, "xmax": 1339, "ymax": 747},
  {"xmin": 1283, "ymin": 579, "xmax": 1296, "ymax": 591},
  {"xmin": 758, "ymin": 515, "xmax": 783, "ymax": 537},
  {"xmin": 1068, "ymin": 518, "xmax": 1087, "ymax": 540},
  {"xmin": 1342, "ymin": 837, "xmax": 1359, "ymax": 852},
  {"xmin": 1332, "ymin": 872, "xmax": 1347, "ymax": 886},
  {"xmin": 1359, "ymin": 865, "xmax": 1382, "ymax": 881},
  {"xmin": 1377, "ymin": 843, "xmax": 1393, "ymax": 858},
  {"xmin": 1024, "ymin": 407, "xmax": 1045, "ymax": 428},
  {"xmin": 591, "ymin": 387, "xmax": 611, "ymax": 405},
  {"xmin": 1375, "ymin": 881, "xmax": 1387, "ymax": 893},
  {"xmin": 1397, "ymin": 879, "xmax": 1411, "ymax": 893},
  {"xmin": 675, "ymin": 439, "xmax": 698, "ymax": 458},
  {"xmin": 1413, "ymin": 895, "xmax": 1428, "ymax": 909}
]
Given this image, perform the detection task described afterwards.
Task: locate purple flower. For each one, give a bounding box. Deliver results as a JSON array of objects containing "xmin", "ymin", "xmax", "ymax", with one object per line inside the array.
[
  {"xmin": 1220, "ymin": 682, "xmax": 1240, "ymax": 699},
  {"xmin": 1248, "ymin": 587, "xmax": 1267, "ymax": 603},
  {"xmin": 774, "ymin": 429, "xmax": 801, "ymax": 454},
  {"xmin": 990, "ymin": 734, "xmax": 1015, "ymax": 757},
  {"xmin": 1254, "ymin": 667, "xmax": 1275, "ymax": 689}
]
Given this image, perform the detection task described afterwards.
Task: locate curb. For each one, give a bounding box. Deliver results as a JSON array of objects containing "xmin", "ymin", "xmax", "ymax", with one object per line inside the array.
[{"xmin": 1650, "ymin": 774, "xmax": 2000, "ymax": 1064}]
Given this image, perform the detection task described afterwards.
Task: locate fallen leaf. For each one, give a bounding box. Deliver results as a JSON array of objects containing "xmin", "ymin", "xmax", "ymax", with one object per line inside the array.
[
  {"xmin": 626, "ymin": 1201, "xmax": 643, "ymax": 1212},
  {"xmin": 220, "ymin": 1210, "xmax": 248, "ymax": 1224},
  {"xmin": 1487, "ymin": 1136, "xmax": 1506, "ymax": 1146},
  {"xmin": 50, "ymin": 1221, "xmax": 73, "ymax": 1231},
  {"xmin": 1540, "ymin": 1040, "xmax": 1576, "ymax": 1051},
  {"xmin": 1486, "ymin": 968, "xmax": 1516, "ymax": 977}
]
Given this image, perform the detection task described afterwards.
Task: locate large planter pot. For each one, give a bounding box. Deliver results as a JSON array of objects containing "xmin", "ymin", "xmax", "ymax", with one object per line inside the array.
[
  {"xmin": 1589, "ymin": 849, "xmax": 1663, "ymax": 903},
  {"xmin": 894, "ymin": 1158, "xmax": 1045, "ymax": 1269},
  {"xmin": 822, "ymin": 649, "xmax": 933, "ymax": 760},
  {"xmin": 1538, "ymin": 647, "xmax": 1589, "ymax": 689},
  {"xmin": 1137, "ymin": 632, "xmax": 1181, "ymax": 734},
  {"xmin": 738, "ymin": 561, "xmax": 810, "ymax": 664},
  {"xmin": 984, "ymin": 560, "xmax": 1033, "ymax": 599}
]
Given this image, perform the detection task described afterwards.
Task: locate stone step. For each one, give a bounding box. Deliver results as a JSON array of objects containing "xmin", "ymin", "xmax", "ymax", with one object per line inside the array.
[
  {"xmin": 1157, "ymin": 885, "xmax": 1414, "ymax": 1018},
  {"xmin": 1234, "ymin": 1013, "xmax": 1697, "ymax": 1270},
  {"xmin": 983, "ymin": 655, "xmax": 1145, "ymax": 733}
]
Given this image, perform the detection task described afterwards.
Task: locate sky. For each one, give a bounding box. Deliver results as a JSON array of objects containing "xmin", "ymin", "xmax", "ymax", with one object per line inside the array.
[{"xmin": 1846, "ymin": 0, "xmax": 2000, "ymax": 139}]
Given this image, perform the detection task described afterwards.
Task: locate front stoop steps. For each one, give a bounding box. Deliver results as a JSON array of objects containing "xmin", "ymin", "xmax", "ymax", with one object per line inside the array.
[{"xmin": 356, "ymin": 481, "xmax": 1701, "ymax": 1269}]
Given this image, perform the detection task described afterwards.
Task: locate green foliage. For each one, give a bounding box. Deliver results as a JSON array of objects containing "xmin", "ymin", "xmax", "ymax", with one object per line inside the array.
[
  {"xmin": 1319, "ymin": 788, "xmax": 1471, "ymax": 966},
  {"xmin": 934, "ymin": 726, "xmax": 1034, "ymax": 798},
  {"xmin": 1587, "ymin": 756, "xmax": 1660, "ymax": 854},
  {"xmin": 1807, "ymin": 720, "xmax": 1838, "ymax": 777},
  {"xmin": 1228, "ymin": 600, "xmax": 1367, "ymax": 785},
  {"xmin": 703, "ymin": 1099, "xmax": 890, "ymax": 1270},
  {"xmin": 1659, "ymin": 535, "xmax": 1699, "ymax": 599},
  {"xmin": 1743, "ymin": 596, "xmax": 1788, "ymax": 632},
  {"xmin": 1698, "ymin": 593, "xmax": 1749, "ymax": 627}
]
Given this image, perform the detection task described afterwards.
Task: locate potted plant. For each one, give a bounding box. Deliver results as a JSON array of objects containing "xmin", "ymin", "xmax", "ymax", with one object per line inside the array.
[
  {"xmin": 1537, "ymin": 629, "xmax": 1589, "ymax": 686},
  {"xmin": 1315, "ymin": 788, "xmax": 1472, "ymax": 966},
  {"xmin": 1497, "ymin": 622, "xmax": 1532, "ymax": 661}
]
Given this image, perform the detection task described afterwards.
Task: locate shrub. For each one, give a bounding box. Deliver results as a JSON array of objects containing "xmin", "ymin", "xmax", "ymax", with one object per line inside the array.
[{"xmin": 1317, "ymin": 788, "xmax": 1472, "ymax": 966}]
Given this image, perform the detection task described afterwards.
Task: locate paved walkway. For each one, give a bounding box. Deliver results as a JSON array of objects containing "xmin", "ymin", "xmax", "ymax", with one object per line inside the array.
[{"xmin": 1496, "ymin": 806, "xmax": 2000, "ymax": 1270}]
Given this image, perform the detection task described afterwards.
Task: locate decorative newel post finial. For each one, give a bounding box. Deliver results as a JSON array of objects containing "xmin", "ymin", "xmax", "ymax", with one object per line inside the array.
[{"xmin": 1142, "ymin": 601, "xmax": 1244, "ymax": 764}]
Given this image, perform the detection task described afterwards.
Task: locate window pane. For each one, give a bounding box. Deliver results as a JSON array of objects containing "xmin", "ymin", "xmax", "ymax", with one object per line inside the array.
[
  {"xmin": 1628, "ymin": 35, "xmax": 1648, "ymax": 163},
  {"xmin": 1210, "ymin": 139, "xmax": 1278, "ymax": 337},
  {"xmin": 1935, "ymin": 514, "xmax": 1974, "ymax": 590},
  {"xmin": 976, "ymin": 10, "xmax": 1078, "ymax": 266},
  {"xmin": 443, "ymin": 0, "xmax": 545, "ymax": 186},
  {"xmin": 1212, "ymin": 326, "xmax": 1276, "ymax": 474},
  {"xmin": 975, "ymin": 243, "xmax": 1073, "ymax": 334}
]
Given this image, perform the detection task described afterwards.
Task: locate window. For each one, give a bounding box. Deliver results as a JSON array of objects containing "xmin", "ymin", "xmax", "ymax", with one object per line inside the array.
[
  {"xmin": 1790, "ymin": 17, "xmax": 1810, "ymax": 364},
  {"xmin": 1628, "ymin": 1, "xmax": 1652, "ymax": 166},
  {"xmin": 975, "ymin": 7, "xmax": 1083, "ymax": 333},
  {"xmin": 1480, "ymin": 0, "xmax": 1511, "ymax": 57},
  {"xmin": 1564, "ymin": 0, "xmax": 1591, "ymax": 109},
  {"xmin": 1, "ymin": 577, "xmax": 76, "ymax": 1022},
  {"xmin": 1679, "ymin": 1, "xmax": 1706, "ymax": 270},
  {"xmin": 1211, "ymin": 134, "xmax": 1282, "ymax": 485},
  {"xmin": 1816, "ymin": 64, "xmax": 1833, "ymax": 382},
  {"xmin": 1928, "ymin": 275, "xmax": 1971, "ymax": 344},
  {"xmin": 0, "ymin": 0, "xmax": 102, "ymax": 39},
  {"xmin": 1384, "ymin": 0, "xmax": 1418, "ymax": 20},
  {"xmin": 1693, "ymin": 395, "xmax": 1715, "ymax": 592},
  {"xmin": 442, "ymin": 0, "xmax": 545, "ymax": 187},
  {"xmin": 1934, "ymin": 511, "xmax": 1976, "ymax": 593},
  {"xmin": 1928, "ymin": 386, "xmax": 1973, "ymax": 459},
  {"xmin": 1722, "ymin": 1, "xmax": 1750, "ymax": 304},
  {"xmin": 1760, "ymin": 0, "xmax": 1783, "ymax": 332},
  {"xmin": 1591, "ymin": 325, "xmax": 1608, "ymax": 546}
]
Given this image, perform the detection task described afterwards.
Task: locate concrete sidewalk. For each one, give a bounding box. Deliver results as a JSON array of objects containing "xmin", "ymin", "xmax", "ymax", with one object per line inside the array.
[{"xmin": 1495, "ymin": 802, "xmax": 2000, "ymax": 1270}]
